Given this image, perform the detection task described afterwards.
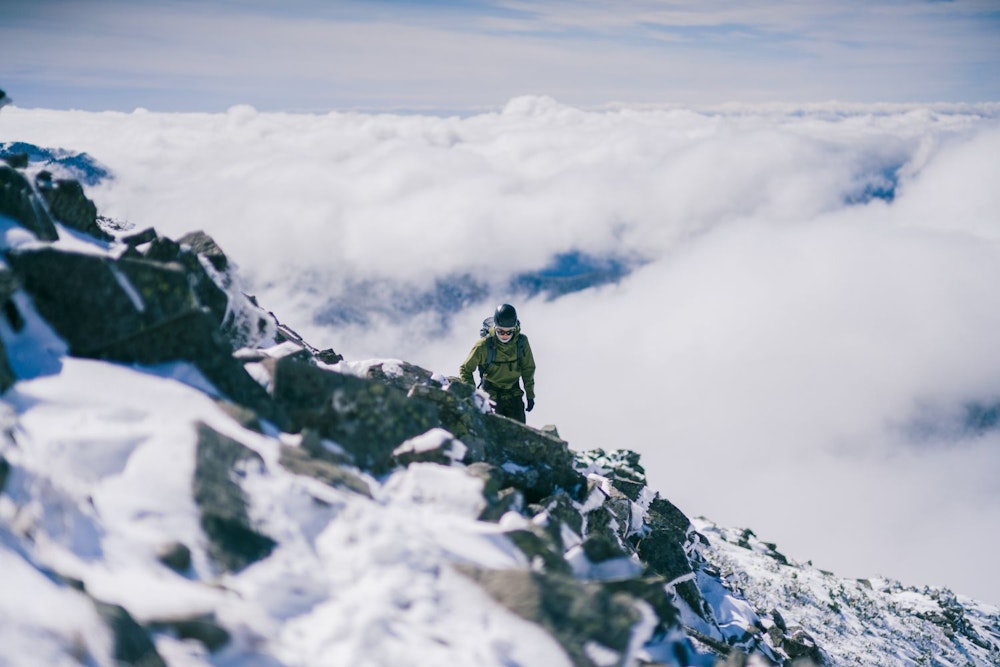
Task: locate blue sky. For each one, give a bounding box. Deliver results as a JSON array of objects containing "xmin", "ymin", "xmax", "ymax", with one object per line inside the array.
[{"xmin": 2, "ymin": 0, "xmax": 998, "ymax": 112}]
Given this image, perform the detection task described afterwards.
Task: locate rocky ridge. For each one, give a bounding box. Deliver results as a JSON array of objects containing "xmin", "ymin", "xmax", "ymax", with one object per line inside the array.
[{"xmin": 1, "ymin": 148, "xmax": 998, "ymax": 666}]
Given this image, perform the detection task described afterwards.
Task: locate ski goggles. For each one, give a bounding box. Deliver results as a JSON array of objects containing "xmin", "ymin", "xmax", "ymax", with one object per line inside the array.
[{"xmin": 495, "ymin": 327, "xmax": 515, "ymax": 337}]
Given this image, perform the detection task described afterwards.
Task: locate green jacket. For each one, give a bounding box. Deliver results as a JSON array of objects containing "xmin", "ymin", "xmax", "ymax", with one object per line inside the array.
[{"xmin": 459, "ymin": 326, "xmax": 535, "ymax": 400}]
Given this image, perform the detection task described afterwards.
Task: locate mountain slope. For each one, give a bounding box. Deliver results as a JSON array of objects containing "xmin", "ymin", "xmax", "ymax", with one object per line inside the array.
[{"xmin": 1, "ymin": 152, "xmax": 998, "ymax": 666}]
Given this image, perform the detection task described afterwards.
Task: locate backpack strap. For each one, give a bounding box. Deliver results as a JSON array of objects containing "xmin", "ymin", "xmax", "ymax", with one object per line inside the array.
[
  {"xmin": 476, "ymin": 336, "xmax": 495, "ymax": 388},
  {"xmin": 479, "ymin": 334, "xmax": 524, "ymax": 378},
  {"xmin": 486, "ymin": 336, "xmax": 497, "ymax": 367}
]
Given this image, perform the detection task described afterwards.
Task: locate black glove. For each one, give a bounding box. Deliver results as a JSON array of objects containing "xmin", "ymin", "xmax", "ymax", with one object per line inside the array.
[{"xmin": 526, "ymin": 398, "xmax": 535, "ymax": 412}]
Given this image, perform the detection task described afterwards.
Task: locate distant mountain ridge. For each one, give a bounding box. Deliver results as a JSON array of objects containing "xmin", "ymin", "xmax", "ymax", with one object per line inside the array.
[{"xmin": 1, "ymin": 150, "xmax": 998, "ymax": 666}]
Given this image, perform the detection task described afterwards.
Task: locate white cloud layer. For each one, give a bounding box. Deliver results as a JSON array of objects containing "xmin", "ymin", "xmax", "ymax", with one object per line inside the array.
[{"xmin": 3, "ymin": 98, "xmax": 1000, "ymax": 603}]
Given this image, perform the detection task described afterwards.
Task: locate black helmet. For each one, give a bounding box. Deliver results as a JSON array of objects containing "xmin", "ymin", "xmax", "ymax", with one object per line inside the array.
[{"xmin": 494, "ymin": 303, "xmax": 518, "ymax": 328}]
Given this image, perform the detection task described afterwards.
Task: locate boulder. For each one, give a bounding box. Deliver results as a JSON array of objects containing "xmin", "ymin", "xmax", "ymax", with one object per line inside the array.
[
  {"xmin": 193, "ymin": 423, "xmax": 276, "ymax": 573},
  {"xmin": 93, "ymin": 600, "xmax": 167, "ymax": 667},
  {"xmin": 278, "ymin": 444, "xmax": 373, "ymax": 498},
  {"xmin": 461, "ymin": 566, "xmax": 643, "ymax": 667},
  {"xmin": 270, "ymin": 355, "xmax": 440, "ymax": 475},
  {"xmin": 0, "ymin": 455, "xmax": 9, "ymax": 494},
  {"xmin": 149, "ymin": 613, "xmax": 231, "ymax": 653},
  {"xmin": 392, "ymin": 428, "xmax": 466, "ymax": 466},
  {"xmin": 482, "ymin": 414, "xmax": 584, "ymax": 504},
  {"xmin": 34, "ymin": 171, "xmax": 111, "ymax": 241},
  {"xmin": 0, "ymin": 164, "xmax": 58, "ymax": 241},
  {"xmin": 5, "ymin": 245, "xmax": 285, "ymax": 428},
  {"xmin": 178, "ymin": 230, "xmax": 229, "ymax": 271},
  {"xmin": 156, "ymin": 541, "xmax": 192, "ymax": 574}
]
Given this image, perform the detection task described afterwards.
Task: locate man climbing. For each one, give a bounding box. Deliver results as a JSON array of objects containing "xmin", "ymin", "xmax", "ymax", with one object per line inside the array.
[{"xmin": 460, "ymin": 303, "xmax": 536, "ymax": 423}]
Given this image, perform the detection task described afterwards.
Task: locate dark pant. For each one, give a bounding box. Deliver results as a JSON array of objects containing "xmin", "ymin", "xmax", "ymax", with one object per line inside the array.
[{"xmin": 493, "ymin": 393, "xmax": 526, "ymax": 423}]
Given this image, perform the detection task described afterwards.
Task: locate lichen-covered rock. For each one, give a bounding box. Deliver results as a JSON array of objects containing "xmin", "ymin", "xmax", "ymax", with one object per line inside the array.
[
  {"xmin": 481, "ymin": 415, "xmax": 584, "ymax": 504},
  {"xmin": 270, "ymin": 355, "xmax": 441, "ymax": 474}
]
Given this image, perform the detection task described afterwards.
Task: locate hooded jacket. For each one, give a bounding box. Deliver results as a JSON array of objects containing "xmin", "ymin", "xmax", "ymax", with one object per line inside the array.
[{"xmin": 459, "ymin": 325, "xmax": 535, "ymax": 400}]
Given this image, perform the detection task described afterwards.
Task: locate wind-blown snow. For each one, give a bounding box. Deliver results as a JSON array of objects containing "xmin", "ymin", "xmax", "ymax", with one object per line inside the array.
[{"xmin": 3, "ymin": 98, "xmax": 1000, "ymax": 606}]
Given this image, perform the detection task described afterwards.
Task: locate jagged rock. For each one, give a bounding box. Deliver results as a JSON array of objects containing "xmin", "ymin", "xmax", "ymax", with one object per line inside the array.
[
  {"xmin": 193, "ymin": 422, "xmax": 276, "ymax": 573},
  {"xmin": 482, "ymin": 415, "xmax": 584, "ymax": 504},
  {"xmin": 178, "ymin": 230, "xmax": 229, "ymax": 271},
  {"xmin": 0, "ymin": 336, "xmax": 14, "ymax": 392},
  {"xmin": 366, "ymin": 359, "xmax": 436, "ymax": 391},
  {"xmin": 392, "ymin": 427, "xmax": 466, "ymax": 466},
  {"xmin": 1, "ymin": 153, "xmax": 28, "ymax": 169},
  {"xmin": 0, "ymin": 267, "xmax": 19, "ymax": 390},
  {"xmin": 581, "ymin": 534, "xmax": 629, "ymax": 563},
  {"xmin": 34, "ymin": 171, "xmax": 111, "ymax": 241},
  {"xmin": 575, "ymin": 448, "xmax": 648, "ymax": 501},
  {"xmin": 464, "ymin": 462, "xmax": 525, "ymax": 521},
  {"xmin": 634, "ymin": 496, "xmax": 714, "ymax": 625},
  {"xmin": 93, "ymin": 600, "xmax": 167, "ymax": 667},
  {"xmin": 0, "ymin": 164, "xmax": 58, "ymax": 241},
  {"xmin": 637, "ymin": 497, "xmax": 693, "ymax": 580},
  {"xmin": 461, "ymin": 566, "xmax": 643, "ymax": 667},
  {"xmin": 506, "ymin": 527, "xmax": 573, "ymax": 575},
  {"xmin": 603, "ymin": 575, "xmax": 681, "ymax": 630},
  {"xmin": 156, "ymin": 541, "xmax": 192, "ymax": 573},
  {"xmin": 779, "ymin": 626, "xmax": 826, "ymax": 665},
  {"xmin": 269, "ymin": 355, "xmax": 440, "ymax": 475},
  {"xmin": 143, "ymin": 235, "xmax": 181, "ymax": 263},
  {"xmin": 406, "ymin": 381, "xmax": 489, "ymax": 461},
  {"xmin": 0, "ymin": 454, "xmax": 9, "ymax": 494},
  {"xmin": 278, "ymin": 444, "xmax": 373, "ymax": 498},
  {"xmin": 150, "ymin": 613, "xmax": 231, "ymax": 652},
  {"xmin": 122, "ymin": 227, "xmax": 159, "ymax": 247},
  {"xmin": 5, "ymin": 245, "xmax": 285, "ymax": 428},
  {"xmin": 297, "ymin": 427, "xmax": 355, "ymax": 466},
  {"xmin": 479, "ymin": 486, "xmax": 525, "ymax": 522},
  {"xmin": 214, "ymin": 399, "xmax": 264, "ymax": 433},
  {"xmin": 315, "ymin": 348, "xmax": 343, "ymax": 364},
  {"xmin": 528, "ymin": 492, "xmax": 584, "ymax": 551}
]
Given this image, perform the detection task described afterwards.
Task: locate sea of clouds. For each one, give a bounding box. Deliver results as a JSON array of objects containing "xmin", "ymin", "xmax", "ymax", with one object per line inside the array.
[{"xmin": 3, "ymin": 96, "xmax": 1000, "ymax": 603}]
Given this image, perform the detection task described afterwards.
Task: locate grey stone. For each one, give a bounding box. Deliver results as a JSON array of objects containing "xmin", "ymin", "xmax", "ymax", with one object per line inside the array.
[
  {"xmin": 178, "ymin": 230, "xmax": 229, "ymax": 271},
  {"xmin": 35, "ymin": 172, "xmax": 110, "ymax": 241},
  {"xmin": 5, "ymin": 245, "xmax": 285, "ymax": 428},
  {"xmin": 93, "ymin": 600, "xmax": 167, "ymax": 667},
  {"xmin": 461, "ymin": 566, "xmax": 643, "ymax": 667},
  {"xmin": 0, "ymin": 164, "xmax": 58, "ymax": 241},
  {"xmin": 0, "ymin": 455, "xmax": 9, "ymax": 494},
  {"xmin": 156, "ymin": 541, "xmax": 192, "ymax": 573},
  {"xmin": 150, "ymin": 613, "xmax": 230, "ymax": 652},
  {"xmin": 278, "ymin": 444, "xmax": 372, "ymax": 498},
  {"xmin": 193, "ymin": 423, "xmax": 276, "ymax": 573},
  {"xmin": 270, "ymin": 356, "xmax": 440, "ymax": 475}
]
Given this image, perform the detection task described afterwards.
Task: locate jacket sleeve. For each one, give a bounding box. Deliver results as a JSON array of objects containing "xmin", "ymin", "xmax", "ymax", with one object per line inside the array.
[
  {"xmin": 459, "ymin": 339, "xmax": 485, "ymax": 386},
  {"xmin": 520, "ymin": 336, "xmax": 536, "ymax": 400}
]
